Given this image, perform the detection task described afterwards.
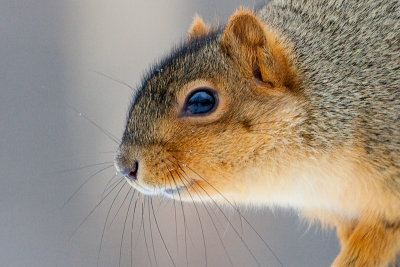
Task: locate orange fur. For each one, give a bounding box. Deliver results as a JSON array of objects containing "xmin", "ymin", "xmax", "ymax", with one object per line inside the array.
[{"xmin": 188, "ymin": 14, "xmax": 211, "ymax": 41}]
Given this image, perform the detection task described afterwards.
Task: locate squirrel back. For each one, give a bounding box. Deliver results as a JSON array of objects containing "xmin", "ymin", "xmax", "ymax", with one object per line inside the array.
[
  {"xmin": 259, "ymin": 0, "xmax": 400, "ymax": 189},
  {"xmin": 115, "ymin": 1, "xmax": 400, "ymax": 265}
]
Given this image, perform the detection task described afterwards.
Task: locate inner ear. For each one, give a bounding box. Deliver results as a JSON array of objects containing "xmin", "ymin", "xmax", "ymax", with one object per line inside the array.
[
  {"xmin": 252, "ymin": 65, "xmax": 273, "ymax": 87},
  {"xmin": 221, "ymin": 9, "xmax": 298, "ymax": 90},
  {"xmin": 221, "ymin": 9, "xmax": 267, "ymax": 79},
  {"xmin": 253, "ymin": 66, "xmax": 262, "ymax": 81}
]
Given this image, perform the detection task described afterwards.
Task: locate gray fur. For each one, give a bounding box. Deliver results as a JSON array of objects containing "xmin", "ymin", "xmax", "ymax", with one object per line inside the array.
[{"xmin": 259, "ymin": 0, "xmax": 400, "ymax": 185}]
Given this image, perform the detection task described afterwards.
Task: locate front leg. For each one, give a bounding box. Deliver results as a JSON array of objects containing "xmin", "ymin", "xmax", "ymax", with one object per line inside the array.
[
  {"xmin": 336, "ymin": 219, "xmax": 358, "ymax": 247},
  {"xmin": 332, "ymin": 218, "xmax": 400, "ymax": 267}
]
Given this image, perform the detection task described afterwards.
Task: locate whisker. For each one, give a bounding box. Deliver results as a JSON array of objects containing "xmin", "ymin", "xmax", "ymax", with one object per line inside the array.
[
  {"xmin": 153, "ymin": 196, "xmax": 165, "ymax": 215},
  {"xmin": 102, "ymin": 176, "xmax": 125, "ymax": 198},
  {"xmin": 130, "ymin": 193, "xmax": 140, "ymax": 267},
  {"xmin": 172, "ymin": 167, "xmax": 208, "ymax": 267},
  {"xmin": 131, "ymin": 179, "xmax": 149, "ymax": 192},
  {"xmin": 97, "ymin": 178, "xmax": 126, "ymax": 266},
  {"xmin": 66, "ymin": 104, "xmax": 120, "ymax": 144},
  {"xmin": 54, "ymin": 161, "xmax": 114, "ymax": 174},
  {"xmin": 147, "ymin": 198, "xmax": 159, "ymax": 267},
  {"xmin": 188, "ymin": 177, "xmax": 262, "ymax": 267},
  {"xmin": 150, "ymin": 198, "xmax": 177, "ymax": 267},
  {"xmin": 204, "ymin": 200, "xmax": 235, "ymax": 266},
  {"xmin": 62, "ymin": 164, "xmax": 114, "ymax": 208},
  {"xmin": 101, "ymin": 173, "xmax": 120, "ymax": 196},
  {"xmin": 133, "ymin": 196, "xmax": 144, "ymax": 248},
  {"xmin": 92, "ymin": 70, "xmax": 135, "ymax": 92},
  {"xmin": 70, "ymin": 179, "xmax": 126, "ymax": 240},
  {"xmin": 119, "ymin": 189, "xmax": 135, "ymax": 267},
  {"xmin": 109, "ymin": 185, "xmax": 133, "ymax": 229},
  {"xmin": 165, "ymin": 171, "xmax": 179, "ymax": 253},
  {"xmin": 237, "ymin": 205, "xmax": 244, "ymax": 237},
  {"xmin": 47, "ymin": 151, "xmax": 116, "ymax": 165},
  {"xmin": 142, "ymin": 198, "xmax": 155, "ymax": 267},
  {"xmin": 173, "ymin": 157, "xmax": 284, "ymax": 267},
  {"xmin": 167, "ymin": 168, "xmax": 189, "ymax": 267},
  {"xmin": 177, "ymin": 169, "xmax": 234, "ymax": 267},
  {"xmin": 170, "ymin": 158, "xmax": 261, "ymax": 265},
  {"xmin": 166, "ymin": 159, "xmax": 236, "ymax": 265}
]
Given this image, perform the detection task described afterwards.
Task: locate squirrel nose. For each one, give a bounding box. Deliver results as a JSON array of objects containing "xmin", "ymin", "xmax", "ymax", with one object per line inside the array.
[{"xmin": 120, "ymin": 161, "xmax": 139, "ymax": 181}]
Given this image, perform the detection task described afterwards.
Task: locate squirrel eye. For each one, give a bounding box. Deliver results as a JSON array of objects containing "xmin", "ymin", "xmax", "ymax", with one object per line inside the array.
[{"xmin": 183, "ymin": 88, "xmax": 218, "ymax": 116}]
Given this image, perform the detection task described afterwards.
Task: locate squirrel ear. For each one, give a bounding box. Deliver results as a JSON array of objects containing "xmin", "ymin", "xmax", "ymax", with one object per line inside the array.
[
  {"xmin": 221, "ymin": 9, "xmax": 297, "ymax": 90},
  {"xmin": 188, "ymin": 15, "xmax": 211, "ymax": 41}
]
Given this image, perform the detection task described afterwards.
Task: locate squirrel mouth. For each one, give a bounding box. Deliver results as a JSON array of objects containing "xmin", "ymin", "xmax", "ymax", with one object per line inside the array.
[
  {"xmin": 162, "ymin": 181, "xmax": 193, "ymax": 196},
  {"xmin": 163, "ymin": 187, "xmax": 182, "ymax": 195}
]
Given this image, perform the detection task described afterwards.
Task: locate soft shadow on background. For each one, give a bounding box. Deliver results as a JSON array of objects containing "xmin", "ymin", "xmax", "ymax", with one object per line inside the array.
[{"xmin": 0, "ymin": 1, "xmax": 339, "ymax": 266}]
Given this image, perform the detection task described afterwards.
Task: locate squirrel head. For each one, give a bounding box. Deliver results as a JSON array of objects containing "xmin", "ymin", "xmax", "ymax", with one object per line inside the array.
[{"xmin": 115, "ymin": 9, "xmax": 303, "ymax": 204}]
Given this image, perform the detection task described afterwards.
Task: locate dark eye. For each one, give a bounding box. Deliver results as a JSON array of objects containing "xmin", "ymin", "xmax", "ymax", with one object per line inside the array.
[{"xmin": 184, "ymin": 88, "xmax": 218, "ymax": 116}]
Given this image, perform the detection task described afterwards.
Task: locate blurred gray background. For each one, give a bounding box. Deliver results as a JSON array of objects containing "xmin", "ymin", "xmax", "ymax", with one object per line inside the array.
[{"xmin": 0, "ymin": 1, "xmax": 339, "ymax": 266}]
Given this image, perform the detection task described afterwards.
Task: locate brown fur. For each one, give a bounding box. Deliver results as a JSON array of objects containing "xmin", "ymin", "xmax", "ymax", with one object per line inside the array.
[{"xmin": 115, "ymin": 2, "xmax": 400, "ymax": 266}]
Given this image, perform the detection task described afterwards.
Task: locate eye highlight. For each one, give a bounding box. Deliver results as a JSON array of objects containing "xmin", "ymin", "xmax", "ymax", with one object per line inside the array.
[{"xmin": 182, "ymin": 88, "xmax": 218, "ymax": 116}]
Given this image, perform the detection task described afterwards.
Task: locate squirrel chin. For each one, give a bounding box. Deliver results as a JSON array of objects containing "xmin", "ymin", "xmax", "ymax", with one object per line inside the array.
[{"xmin": 124, "ymin": 177, "xmax": 160, "ymax": 196}]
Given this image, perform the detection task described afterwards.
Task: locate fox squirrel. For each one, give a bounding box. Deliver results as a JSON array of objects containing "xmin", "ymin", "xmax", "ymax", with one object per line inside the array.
[{"xmin": 115, "ymin": 0, "xmax": 400, "ymax": 266}]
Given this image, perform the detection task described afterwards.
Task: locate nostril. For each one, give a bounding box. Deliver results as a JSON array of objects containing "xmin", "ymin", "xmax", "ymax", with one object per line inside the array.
[
  {"xmin": 129, "ymin": 161, "xmax": 138, "ymax": 179},
  {"xmin": 121, "ymin": 161, "xmax": 139, "ymax": 181}
]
